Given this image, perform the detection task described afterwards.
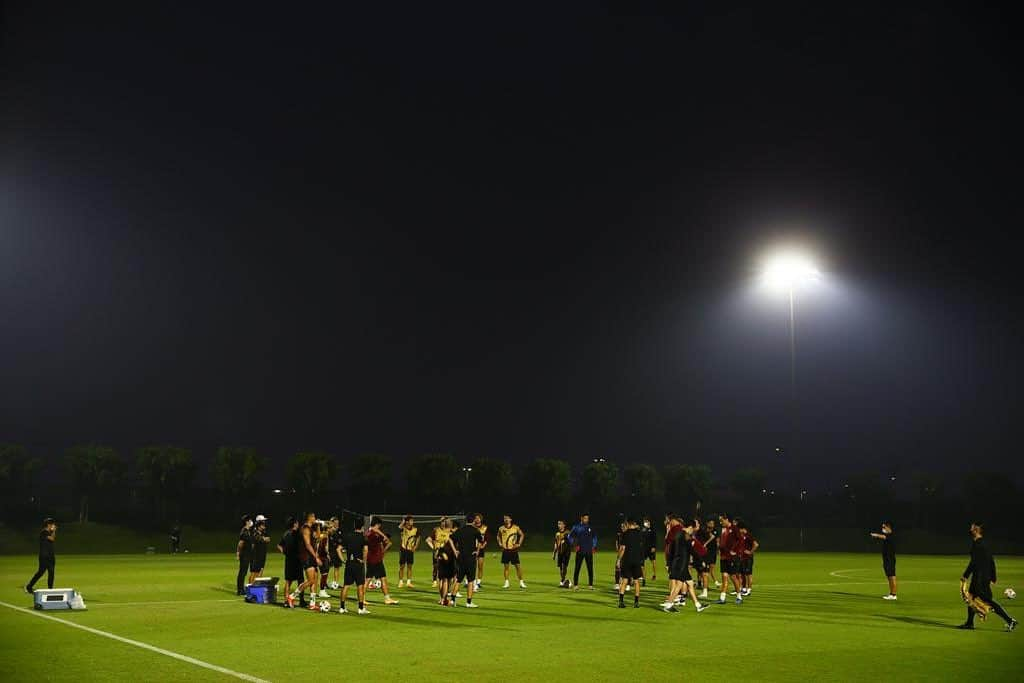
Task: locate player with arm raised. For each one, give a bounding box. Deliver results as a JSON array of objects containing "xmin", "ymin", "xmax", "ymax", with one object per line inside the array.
[
  {"xmin": 498, "ymin": 514, "xmax": 527, "ymax": 589},
  {"xmin": 869, "ymin": 521, "xmax": 897, "ymax": 600},
  {"xmin": 398, "ymin": 515, "xmax": 420, "ymax": 588}
]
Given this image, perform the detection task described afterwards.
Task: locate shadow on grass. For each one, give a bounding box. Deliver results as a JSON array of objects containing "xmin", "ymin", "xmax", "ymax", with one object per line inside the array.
[{"xmin": 879, "ymin": 614, "xmax": 960, "ymax": 629}]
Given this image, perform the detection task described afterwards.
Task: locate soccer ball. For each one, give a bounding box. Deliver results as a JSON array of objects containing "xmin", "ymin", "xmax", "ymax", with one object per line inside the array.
[
  {"xmin": 1005, "ymin": 588, "xmax": 1017, "ymax": 600},
  {"xmin": 371, "ymin": 579, "xmax": 382, "ymax": 590},
  {"xmin": 319, "ymin": 600, "xmax": 331, "ymax": 613}
]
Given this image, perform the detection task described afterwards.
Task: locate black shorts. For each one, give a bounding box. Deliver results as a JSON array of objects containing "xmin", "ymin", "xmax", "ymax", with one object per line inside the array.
[
  {"xmin": 437, "ymin": 557, "xmax": 456, "ymax": 580},
  {"xmin": 457, "ymin": 559, "xmax": 477, "ymax": 582},
  {"xmin": 331, "ymin": 557, "xmax": 344, "ymax": 569},
  {"xmin": 366, "ymin": 562, "xmax": 386, "ymax": 579},
  {"xmin": 692, "ymin": 557, "xmax": 708, "ymax": 573},
  {"xmin": 705, "ymin": 551, "xmax": 718, "ymax": 565},
  {"xmin": 720, "ymin": 558, "xmax": 737, "ymax": 575},
  {"xmin": 249, "ymin": 559, "xmax": 266, "ymax": 573},
  {"xmin": 501, "ymin": 550, "xmax": 521, "ymax": 565},
  {"xmin": 400, "ymin": 549, "xmax": 415, "ymax": 565},
  {"xmin": 647, "ymin": 550, "xmax": 657, "ymax": 562},
  {"xmin": 285, "ymin": 558, "xmax": 302, "ymax": 582},
  {"xmin": 883, "ymin": 557, "xmax": 895, "ymax": 578},
  {"xmin": 739, "ymin": 557, "xmax": 753, "ymax": 575},
  {"xmin": 669, "ymin": 559, "xmax": 692, "ymax": 583},
  {"xmin": 301, "ymin": 557, "xmax": 319, "ymax": 571},
  {"xmin": 343, "ymin": 562, "xmax": 365, "ymax": 586},
  {"xmin": 619, "ymin": 562, "xmax": 644, "ymax": 581}
]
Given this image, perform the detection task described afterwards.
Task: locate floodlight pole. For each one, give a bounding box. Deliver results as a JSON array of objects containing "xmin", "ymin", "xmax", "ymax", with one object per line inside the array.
[{"xmin": 788, "ymin": 287, "xmax": 803, "ymax": 550}]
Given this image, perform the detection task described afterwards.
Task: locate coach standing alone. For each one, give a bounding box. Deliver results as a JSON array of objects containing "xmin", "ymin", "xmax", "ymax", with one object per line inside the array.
[{"xmin": 25, "ymin": 517, "xmax": 57, "ymax": 593}]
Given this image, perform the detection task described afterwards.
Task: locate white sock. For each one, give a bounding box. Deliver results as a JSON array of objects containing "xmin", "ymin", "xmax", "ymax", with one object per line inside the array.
[{"xmin": 720, "ymin": 592, "xmax": 726, "ymax": 601}]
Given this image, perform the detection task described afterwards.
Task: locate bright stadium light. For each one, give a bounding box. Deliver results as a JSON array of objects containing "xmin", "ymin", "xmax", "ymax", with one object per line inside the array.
[
  {"xmin": 761, "ymin": 249, "xmax": 820, "ymax": 293},
  {"xmin": 758, "ymin": 245, "xmax": 822, "ymax": 551}
]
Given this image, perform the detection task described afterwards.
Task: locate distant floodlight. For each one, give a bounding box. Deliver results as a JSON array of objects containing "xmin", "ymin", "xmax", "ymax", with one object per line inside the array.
[{"xmin": 761, "ymin": 249, "xmax": 820, "ymax": 292}]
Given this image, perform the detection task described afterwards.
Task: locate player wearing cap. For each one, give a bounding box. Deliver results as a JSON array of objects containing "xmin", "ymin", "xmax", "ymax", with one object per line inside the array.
[
  {"xmin": 247, "ymin": 515, "xmax": 270, "ymax": 586},
  {"xmin": 498, "ymin": 514, "xmax": 527, "ymax": 589},
  {"xmin": 25, "ymin": 517, "xmax": 57, "ymax": 593}
]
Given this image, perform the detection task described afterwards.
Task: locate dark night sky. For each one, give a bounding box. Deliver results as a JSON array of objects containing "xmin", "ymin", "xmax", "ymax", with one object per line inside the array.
[{"xmin": 2, "ymin": 2, "xmax": 1021, "ymax": 487}]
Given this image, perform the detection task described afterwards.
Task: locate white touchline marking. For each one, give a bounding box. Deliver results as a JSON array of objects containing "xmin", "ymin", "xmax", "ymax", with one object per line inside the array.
[
  {"xmin": 829, "ymin": 568, "xmax": 871, "ymax": 578},
  {"xmin": 0, "ymin": 600, "xmax": 270, "ymax": 683},
  {"xmin": 95, "ymin": 599, "xmax": 238, "ymax": 607}
]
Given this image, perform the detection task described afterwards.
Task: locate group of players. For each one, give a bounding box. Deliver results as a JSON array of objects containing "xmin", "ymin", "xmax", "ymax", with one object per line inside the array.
[
  {"xmin": 603, "ymin": 512, "xmax": 758, "ymax": 614},
  {"xmin": 236, "ymin": 511, "xmax": 535, "ymax": 614},
  {"xmin": 235, "ymin": 509, "xmax": 759, "ymax": 615}
]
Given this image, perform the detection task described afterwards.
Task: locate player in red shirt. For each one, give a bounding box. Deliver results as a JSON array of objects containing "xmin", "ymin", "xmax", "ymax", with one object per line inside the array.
[
  {"xmin": 736, "ymin": 521, "xmax": 759, "ymax": 596},
  {"xmin": 716, "ymin": 514, "xmax": 744, "ymax": 605},
  {"xmin": 365, "ymin": 517, "xmax": 399, "ymax": 605},
  {"xmin": 663, "ymin": 513, "xmax": 684, "ymax": 574}
]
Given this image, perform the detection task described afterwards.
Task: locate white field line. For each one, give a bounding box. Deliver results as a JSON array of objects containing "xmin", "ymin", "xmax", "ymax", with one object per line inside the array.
[
  {"xmin": 829, "ymin": 568, "xmax": 871, "ymax": 578},
  {"xmin": 94, "ymin": 598, "xmax": 238, "ymax": 607},
  {"xmin": 0, "ymin": 600, "xmax": 269, "ymax": 683}
]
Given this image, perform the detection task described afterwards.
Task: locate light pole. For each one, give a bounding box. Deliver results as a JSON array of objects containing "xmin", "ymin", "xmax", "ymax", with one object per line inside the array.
[{"xmin": 762, "ymin": 249, "xmax": 820, "ymax": 549}]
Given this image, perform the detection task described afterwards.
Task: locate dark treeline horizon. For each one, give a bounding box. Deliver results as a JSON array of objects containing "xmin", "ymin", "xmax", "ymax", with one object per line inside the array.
[{"xmin": 1, "ymin": 442, "xmax": 1017, "ymax": 545}]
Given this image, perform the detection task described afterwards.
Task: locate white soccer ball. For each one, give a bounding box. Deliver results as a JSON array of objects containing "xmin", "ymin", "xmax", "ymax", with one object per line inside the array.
[
  {"xmin": 319, "ymin": 600, "xmax": 331, "ymax": 612},
  {"xmin": 1005, "ymin": 588, "xmax": 1017, "ymax": 600},
  {"xmin": 371, "ymin": 579, "xmax": 382, "ymax": 590}
]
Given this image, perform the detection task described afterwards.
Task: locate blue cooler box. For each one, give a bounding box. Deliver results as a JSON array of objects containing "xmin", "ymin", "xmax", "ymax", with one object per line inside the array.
[{"xmin": 244, "ymin": 577, "xmax": 278, "ymax": 604}]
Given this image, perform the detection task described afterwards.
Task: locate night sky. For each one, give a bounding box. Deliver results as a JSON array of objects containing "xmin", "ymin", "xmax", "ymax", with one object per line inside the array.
[{"xmin": 2, "ymin": 3, "xmax": 1020, "ymax": 487}]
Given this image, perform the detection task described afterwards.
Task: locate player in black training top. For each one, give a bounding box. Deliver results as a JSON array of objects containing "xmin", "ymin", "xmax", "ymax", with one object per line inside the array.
[
  {"xmin": 642, "ymin": 517, "xmax": 658, "ymax": 584},
  {"xmin": 451, "ymin": 520, "xmax": 483, "ymax": 607},
  {"xmin": 661, "ymin": 521, "xmax": 708, "ymax": 614},
  {"xmin": 869, "ymin": 521, "xmax": 897, "ymax": 600},
  {"xmin": 277, "ymin": 517, "xmax": 301, "ymax": 608},
  {"xmin": 616, "ymin": 518, "xmax": 646, "ymax": 608},
  {"xmin": 236, "ymin": 515, "xmax": 254, "ymax": 595},
  {"xmin": 248, "ymin": 515, "xmax": 270, "ymax": 586},
  {"xmin": 341, "ymin": 518, "xmax": 370, "ymax": 615},
  {"xmin": 958, "ymin": 522, "xmax": 1017, "ymax": 631},
  {"xmin": 25, "ymin": 517, "xmax": 57, "ymax": 593}
]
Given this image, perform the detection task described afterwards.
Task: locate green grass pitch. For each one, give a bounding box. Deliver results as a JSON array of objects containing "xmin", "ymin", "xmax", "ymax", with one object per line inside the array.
[{"xmin": 1, "ymin": 551, "xmax": 1020, "ymax": 681}]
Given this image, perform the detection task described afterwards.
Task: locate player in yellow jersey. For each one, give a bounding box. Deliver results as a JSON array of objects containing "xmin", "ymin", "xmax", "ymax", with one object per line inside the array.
[
  {"xmin": 472, "ymin": 513, "xmax": 488, "ymax": 590},
  {"xmin": 553, "ymin": 519, "xmax": 573, "ymax": 587},
  {"xmin": 498, "ymin": 514, "xmax": 527, "ymax": 589},
  {"xmin": 427, "ymin": 516, "xmax": 452, "ymax": 589},
  {"xmin": 397, "ymin": 515, "xmax": 420, "ymax": 588}
]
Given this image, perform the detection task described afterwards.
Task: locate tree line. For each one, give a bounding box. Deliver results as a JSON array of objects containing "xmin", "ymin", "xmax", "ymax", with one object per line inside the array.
[{"xmin": 0, "ymin": 443, "xmax": 1018, "ymax": 538}]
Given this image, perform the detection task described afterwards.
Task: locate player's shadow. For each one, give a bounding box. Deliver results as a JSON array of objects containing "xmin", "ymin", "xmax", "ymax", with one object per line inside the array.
[{"xmin": 879, "ymin": 615, "xmax": 959, "ymax": 629}]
